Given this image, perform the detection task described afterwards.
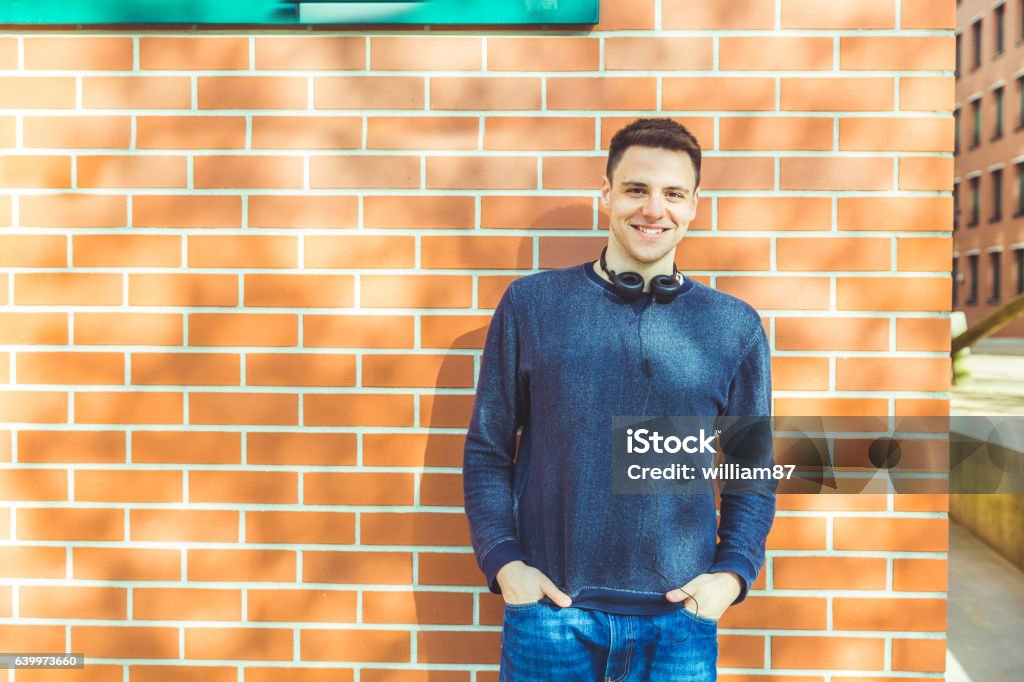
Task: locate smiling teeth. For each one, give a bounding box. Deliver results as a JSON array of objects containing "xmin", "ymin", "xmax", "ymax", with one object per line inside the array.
[{"xmin": 635, "ymin": 226, "xmax": 664, "ymax": 234}]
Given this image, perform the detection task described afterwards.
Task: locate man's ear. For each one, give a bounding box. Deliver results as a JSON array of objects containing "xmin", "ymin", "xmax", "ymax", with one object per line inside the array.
[{"xmin": 600, "ymin": 176, "xmax": 611, "ymax": 208}]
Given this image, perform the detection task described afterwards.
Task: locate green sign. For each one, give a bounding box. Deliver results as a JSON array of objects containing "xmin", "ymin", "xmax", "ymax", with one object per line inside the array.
[{"xmin": 0, "ymin": 1, "xmax": 598, "ymax": 25}]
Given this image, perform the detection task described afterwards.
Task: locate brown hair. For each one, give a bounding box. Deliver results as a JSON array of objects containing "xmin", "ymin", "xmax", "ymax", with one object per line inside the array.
[{"xmin": 606, "ymin": 118, "xmax": 702, "ymax": 188}]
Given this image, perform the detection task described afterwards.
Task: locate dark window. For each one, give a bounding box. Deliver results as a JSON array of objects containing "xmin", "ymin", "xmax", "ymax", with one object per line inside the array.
[
  {"xmin": 1016, "ymin": 248, "xmax": 1024, "ymax": 296},
  {"xmin": 953, "ymin": 255, "xmax": 960, "ymax": 307},
  {"xmin": 955, "ymin": 108, "xmax": 961, "ymax": 154},
  {"xmin": 1016, "ymin": 162, "xmax": 1024, "ymax": 216},
  {"xmin": 996, "ymin": 4, "xmax": 1007, "ymax": 55},
  {"xmin": 973, "ymin": 19, "xmax": 983, "ymax": 68},
  {"xmin": 1020, "ymin": 0, "xmax": 1024, "ymax": 40},
  {"xmin": 969, "ymin": 176, "xmax": 981, "ymax": 226},
  {"xmin": 992, "ymin": 168, "xmax": 1004, "ymax": 222},
  {"xmin": 989, "ymin": 252, "xmax": 1002, "ymax": 303},
  {"xmin": 1018, "ymin": 76, "xmax": 1024, "ymax": 129},
  {"xmin": 967, "ymin": 254, "xmax": 980, "ymax": 304},
  {"xmin": 954, "ymin": 181, "xmax": 961, "ymax": 230},
  {"xmin": 994, "ymin": 86, "xmax": 1005, "ymax": 139},
  {"xmin": 956, "ymin": 32, "xmax": 962, "ymax": 78},
  {"xmin": 971, "ymin": 98, "xmax": 982, "ymax": 147}
]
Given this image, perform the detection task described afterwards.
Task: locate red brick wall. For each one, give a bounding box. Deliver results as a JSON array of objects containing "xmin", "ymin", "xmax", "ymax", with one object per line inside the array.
[{"xmin": 0, "ymin": 1, "xmax": 952, "ymax": 679}]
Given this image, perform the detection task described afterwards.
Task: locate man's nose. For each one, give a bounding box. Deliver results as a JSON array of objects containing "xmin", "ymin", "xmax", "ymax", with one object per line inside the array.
[{"xmin": 642, "ymin": 193, "xmax": 663, "ymax": 218}]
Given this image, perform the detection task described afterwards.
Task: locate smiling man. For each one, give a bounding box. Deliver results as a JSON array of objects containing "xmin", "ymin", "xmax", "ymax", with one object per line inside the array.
[{"xmin": 463, "ymin": 118, "xmax": 775, "ymax": 681}]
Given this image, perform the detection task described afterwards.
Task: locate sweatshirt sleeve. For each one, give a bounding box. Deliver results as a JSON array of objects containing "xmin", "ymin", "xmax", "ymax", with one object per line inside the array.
[
  {"xmin": 462, "ymin": 285, "xmax": 529, "ymax": 594},
  {"xmin": 710, "ymin": 320, "xmax": 776, "ymax": 605}
]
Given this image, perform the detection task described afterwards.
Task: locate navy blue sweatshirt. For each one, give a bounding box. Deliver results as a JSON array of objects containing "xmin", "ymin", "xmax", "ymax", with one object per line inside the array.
[{"xmin": 462, "ymin": 262, "xmax": 775, "ymax": 615}]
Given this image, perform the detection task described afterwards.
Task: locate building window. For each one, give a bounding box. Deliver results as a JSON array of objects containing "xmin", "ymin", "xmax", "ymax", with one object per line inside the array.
[
  {"xmin": 992, "ymin": 169, "xmax": 1004, "ymax": 222},
  {"xmin": 989, "ymin": 252, "xmax": 1002, "ymax": 303},
  {"xmin": 955, "ymin": 108, "xmax": 961, "ymax": 154},
  {"xmin": 1016, "ymin": 162, "xmax": 1024, "ymax": 216},
  {"xmin": 954, "ymin": 181, "xmax": 961, "ymax": 230},
  {"xmin": 1018, "ymin": 76, "xmax": 1024, "ymax": 129},
  {"xmin": 953, "ymin": 255, "xmax": 960, "ymax": 307},
  {"xmin": 969, "ymin": 176, "xmax": 981, "ymax": 226},
  {"xmin": 994, "ymin": 86, "xmax": 1005, "ymax": 139},
  {"xmin": 995, "ymin": 4, "xmax": 1007, "ymax": 55},
  {"xmin": 1015, "ymin": 248, "xmax": 1024, "ymax": 296},
  {"xmin": 967, "ymin": 254, "xmax": 980, "ymax": 304},
  {"xmin": 956, "ymin": 32, "xmax": 962, "ymax": 78},
  {"xmin": 971, "ymin": 98, "xmax": 982, "ymax": 147},
  {"xmin": 973, "ymin": 19, "xmax": 983, "ymax": 68},
  {"xmin": 1020, "ymin": 0, "xmax": 1024, "ymax": 40}
]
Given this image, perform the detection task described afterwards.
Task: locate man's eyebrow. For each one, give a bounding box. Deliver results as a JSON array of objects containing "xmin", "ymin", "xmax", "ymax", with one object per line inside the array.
[{"xmin": 621, "ymin": 180, "xmax": 691, "ymax": 194}]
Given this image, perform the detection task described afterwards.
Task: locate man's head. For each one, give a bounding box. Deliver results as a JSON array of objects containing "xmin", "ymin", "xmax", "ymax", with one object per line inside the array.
[{"xmin": 600, "ymin": 118, "xmax": 702, "ymax": 278}]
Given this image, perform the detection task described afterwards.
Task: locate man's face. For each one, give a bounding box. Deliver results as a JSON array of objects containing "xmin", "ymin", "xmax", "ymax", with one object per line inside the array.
[{"xmin": 600, "ymin": 145, "xmax": 699, "ymax": 271}]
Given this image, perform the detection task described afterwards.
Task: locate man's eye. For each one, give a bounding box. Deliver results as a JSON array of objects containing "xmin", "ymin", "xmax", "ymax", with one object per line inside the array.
[
  {"xmin": 627, "ymin": 188, "xmax": 645, "ymax": 195},
  {"xmin": 667, "ymin": 192, "xmax": 684, "ymax": 200}
]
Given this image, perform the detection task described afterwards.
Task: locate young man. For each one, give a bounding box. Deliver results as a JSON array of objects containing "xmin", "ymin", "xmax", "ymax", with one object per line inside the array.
[{"xmin": 462, "ymin": 118, "xmax": 775, "ymax": 681}]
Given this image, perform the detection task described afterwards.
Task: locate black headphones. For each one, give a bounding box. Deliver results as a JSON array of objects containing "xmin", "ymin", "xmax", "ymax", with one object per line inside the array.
[{"xmin": 599, "ymin": 246, "xmax": 683, "ymax": 303}]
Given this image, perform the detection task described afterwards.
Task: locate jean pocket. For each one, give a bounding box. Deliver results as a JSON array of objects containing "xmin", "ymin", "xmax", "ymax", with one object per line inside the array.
[
  {"xmin": 504, "ymin": 599, "xmax": 543, "ymax": 611},
  {"xmin": 678, "ymin": 606, "xmax": 718, "ymax": 628}
]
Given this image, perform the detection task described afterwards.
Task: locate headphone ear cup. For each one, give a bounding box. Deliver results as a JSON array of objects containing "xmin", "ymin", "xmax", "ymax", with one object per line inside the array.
[
  {"xmin": 614, "ymin": 272, "xmax": 645, "ymax": 301},
  {"xmin": 650, "ymin": 274, "xmax": 681, "ymax": 303}
]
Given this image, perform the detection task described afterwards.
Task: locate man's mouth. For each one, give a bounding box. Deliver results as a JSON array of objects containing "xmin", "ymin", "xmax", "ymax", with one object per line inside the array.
[{"xmin": 632, "ymin": 224, "xmax": 670, "ymax": 236}]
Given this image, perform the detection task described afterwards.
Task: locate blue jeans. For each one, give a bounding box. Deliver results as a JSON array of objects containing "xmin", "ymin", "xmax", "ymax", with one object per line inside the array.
[{"xmin": 499, "ymin": 602, "xmax": 718, "ymax": 681}]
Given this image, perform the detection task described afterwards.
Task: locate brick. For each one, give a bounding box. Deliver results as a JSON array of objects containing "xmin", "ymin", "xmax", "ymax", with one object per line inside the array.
[
  {"xmin": 134, "ymin": 588, "xmax": 241, "ymax": 621},
  {"xmin": 772, "ymin": 636, "xmax": 885, "ymax": 670},
  {"xmin": 137, "ymin": 116, "xmax": 246, "ymax": 149},
  {"xmin": 538, "ymin": 236, "xmax": 603, "ymax": 269},
  {"xmin": 77, "ymin": 155, "xmax": 186, "ymax": 189},
  {"xmin": 25, "ymin": 36, "xmax": 130, "ymax": 70},
  {"xmin": 302, "ymin": 629, "xmax": 410, "ymax": 663},
  {"xmin": 781, "ymin": 157, "xmax": 892, "ymax": 191},
  {"xmin": 188, "ymin": 549, "xmax": 296, "ymax": 582},
  {"xmin": 246, "ymin": 511, "xmax": 355, "ymax": 545},
  {"xmin": 255, "ymin": 36, "xmax": 364, "ymax": 70},
  {"xmin": 20, "ymin": 193, "xmax": 126, "ymax": 228},
  {"xmin": 902, "ymin": 0, "xmax": 955, "ymax": 29},
  {"xmin": 15, "ymin": 273, "xmax": 121, "ymax": 306},
  {"xmin": 189, "ymin": 392, "xmax": 298, "ymax": 426},
  {"xmin": 361, "ymin": 275, "xmax": 472, "ymax": 309},
  {"xmin": 678, "ymin": 237, "xmax": 770, "ymax": 271},
  {"xmin": 778, "ymin": 237, "xmax": 891, "ymax": 271},
  {"xmin": 83, "ymin": 76, "xmax": 190, "ymax": 109},
  {"xmin": 776, "ymin": 317, "xmax": 889, "ymax": 351},
  {"xmin": 834, "ymin": 598, "xmax": 946, "ymax": 631},
  {"xmin": 765, "ymin": 517, "xmax": 827, "ymax": 550},
  {"xmin": 430, "ymin": 77, "xmax": 541, "ymax": 110},
  {"xmin": 364, "ymin": 591, "xmax": 472, "ymax": 625},
  {"xmin": 834, "ymin": 517, "xmax": 947, "ymax": 551},
  {"xmin": 478, "ymin": 275, "xmax": 518, "ymax": 309},
  {"xmin": 76, "ymin": 313, "xmax": 181, "ymax": 346},
  {"xmin": 542, "ymin": 156, "xmax": 604, "ymax": 190},
  {"xmin": 129, "ymin": 666, "xmax": 235, "ymax": 682},
  {"xmin": 372, "ymin": 37, "xmax": 481, "ymax": 70},
  {"xmin": 128, "ymin": 274, "xmax": 236, "ymax": 307},
  {"xmin": 0, "ymin": 116, "xmax": 11, "ymax": 147},
  {"xmin": 17, "ymin": 430, "xmax": 124, "ymax": 464},
  {"xmin": 774, "ymin": 557, "xmax": 888, "ymax": 590},
  {"xmin": 0, "ymin": 77, "xmax": 75, "ymax": 108},
  {"xmin": 781, "ymin": 78, "xmax": 894, "ymax": 112},
  {"xmin": 363, "ymin": 354, "xmax": 474, "ymax": 389},
  {"xmin": 72, "ymin": 234, "xmax": 180, "ymax": 268},
  {"xmin": 782, "ymin": 0, "xmax": 894, "ymax": 28},
  {"xmin": 895, "ymin": 398, "xmax": 948, "ymax": 416},
  {"xmin": 721, "ymin": 117, "xmax": 833, "ymax": 152},
  {"xmin": 130, "ymin": 509, "xmax": 238, "ymax": 543},
  {"xmin": 704, "ymin": 157, "xmax": 776, "ymax": 190},
  {"xmin": 0, "ymin": 38, "xmax": 16, "ymax": 68},
  {"xmin": 663, "ymin": 78, "xmax": 775, "ymax": 111},
  {"xmin": 72, "ymin": 626, "xmax": 178, "ymax": 659},
  {"xmin": 896, "ymin": 318, "xmax": 950, "ymax": 352},
  {"xmin": 75, "ymin": 469, "xmax": 181, "ymax": 503},
  {"xmin": 74, "ymin": 391, "xmax": 181, "ymax": 425},
  {"xmin": 776, "ymin": 493, "xmax": 886, "ymax": 512},
  {"xmin": 837, "ymin": 277, "xmax": 949, "ymax": 311},
  {"xmin": 772, "ymin": 357, "xmax": 829, "ymax": 391},
  {"xmin": 427, "ymin": 156, "xmax": 536, "ymax": 190},
  {"xmin": 719, "ymin": 197, "xmax": 832, "ymax": 231},
  {"xmin": 361, "ymin": 512, "xmax": 469, "ymax": 546},
  {"xmin": 897, "ymin": 237, "xmax": 951, "ymax": 272},
  {"xmin": 0, "ymin": 391, "xmax": 67, "ymax": 424},
  {"xmin": 718, "ymin": 596, "xmax": 827, "ymax": 630},
  {"xmin": 24, "ymin": 115, "xmax": 130, "ymax": 149},
  {"xmin": 721, "ymin": 37, "xmax": 833, "ymax": 71},
  {"xmin": 140, "ymin": 37, "xmax": 248, "ymax": 70},
  {"xmin": 0, "ymin": 235, "xmax": 65, "ymax": 267},
  {"xmin": 419, "ymin": 394, "xmax": 474, "ymax": 428},
  {"xmin": 484, "ymin": 117, "xmax": 595, "ymax": 151},
  {"xmin": 249, "ymin": 196, "xmax": 358, "ymax": 229},
  {"xmin": 894, "ymin": 558, "xmax": 948, "ymax": 592},
  {"xmin": 195, "ymin": 155, "xmax": 303, "ymax": 189},
  {"xmin": 775, "ymin": 397, "xmax": 889, "ymax": 416},
  {"xmin": 421, "ymin": 473, "xmax": 464, "ymax": 507},
  {"xmin": 245, "ymin": 274, "xmax": 356, "ymax": 309},
  {"xmin": 303, "ymin": 550, "xmax": 412, "ymax": 585},
  {"xmin": 311, "ymin": 155, "xmax": 419, "ymax": 189},
  {"xmin": 893, "ymin": 638, "xmax": 946, "ymax": 672},
  {"xmin": 189, "ymin": 470, "xmax": 296, "ymax": 505},
  {"xmin": 247, "ymin": 669, "xmax": 354, "ymax": 682},
  {"xmin": 900, "ymin": 157, "xmax": 953, "ymax": 191},
  {"xmin": 0, "ymin": 155, "xmax": 71, "ymax": 188},
  {"xmin": 305, "ymin": 473, "xmax": 415, "ymax": 506},
  {"xmin": 0, "ymin": 624, "xmax": 65, "ymax": 654},
  {"xmin": 837, "ymin": 358, "xmax": 949, "ymax": 392},
  {"xmin": 189, "ymin": 311, "xmax": 299, "ymax": 346},
  {"xmin": 17, "ymin": 507, "xmax": 122, "ymax": 541},
  {"xmin": 188, "ymin": 235, "xmax": 297, "ymax": 268},
  {"xmin": 199, "ymin": 76, "xmax": 306, "ymax": 109},
  {"xmin": 248, "ymin": 432, "xmax": 355, "ymax": 466},
  {"xmin": 605, "ymin": 38, "xmax": 713, "ymax": 71},
  {"xmin": 717, "ymin": 277, "xmax": 830, "ymax": 310},
  {"xmin": 304, "ymin": 394, "xmax": 414, "ymax": 427},
  {"xmin": 364, "ymin": 196, "xmax": 474, "ymax": 230},
  {"xmin": 487, "ymin": 38, "xmax": 599, "ymax": 71},
  {"xmin": 20, "ymin": 586, "xmax": 125, "ymax": 620},
  {"xmin": 841, "ymin": 37, "xmax": 954, "ymax": 71},
  {"xmin": 253, "ymin": 115, "xmax": 360, "ymax": 150},
  {"xmin": 131, "ymin": 353, "xmax": 239, "ymax": 386},
  {"xmin": 315, "ymin": 76, "xmax": 424, "ymax": 109},
  {"xmin": 134, "ymin": 195, "xmax": 241, "ymax": 228},
  {"xmin": 663, "ymin": 0, "xmax": 774, "ymax": 29},
  {"xmin": 422, "ymin": 236, "xmax": 532, "ymax": 270},
  {"xmin": 304, "ymin": 315, "xmax": 414, "ymax": 349},
  {"xmin": 840, "ymin": 118, "xmax": 951, "ymax": 152},
  {"xmin": 839, "ymin": 197, "xmax": 951, "ymax": 231},
  {"xmin": 247, "ymin": 353, "xmax": 355, "ymax": 387},
  {"xmin": 303, "ymin": 236, "xmax": 413, "ymax": 270},
  {"xmin": 901, "ymin": 77, "xmax": 954, "ymax": 111},
  {"xmin": 17, "ymin": 352, "xmax": 123, "ymax": 386},
  {"xmin": 133, "ymin": 430, "xmax": 239, "ymax": 465},
  {"xmin": 0, "ymin": 546, "xmax": 66, "ymax": 578},
  {"xmin": 418, "ymin": 631, "xmax": 501, "ymax": 665},
  {"xmin": 73, "ymin": 547, "xmax": 180, "ymax": 581},
  {"xmin": 248, "ymin": 588, "xmax": 356, "ymax": 623},
  {"xmin": 367, "ymin": 116, "xmax": 478, "ymax": 150},
  {"xmin": 482, "ymin": 195, "xmax": 593, "ymax": 229},
  {"xmin": 593, "ymin": 0, "xmax": 655, "ymax": 30},
  {"xmin": 0, "ymin": 468, "xmax": 68, "ymax": 502}
]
